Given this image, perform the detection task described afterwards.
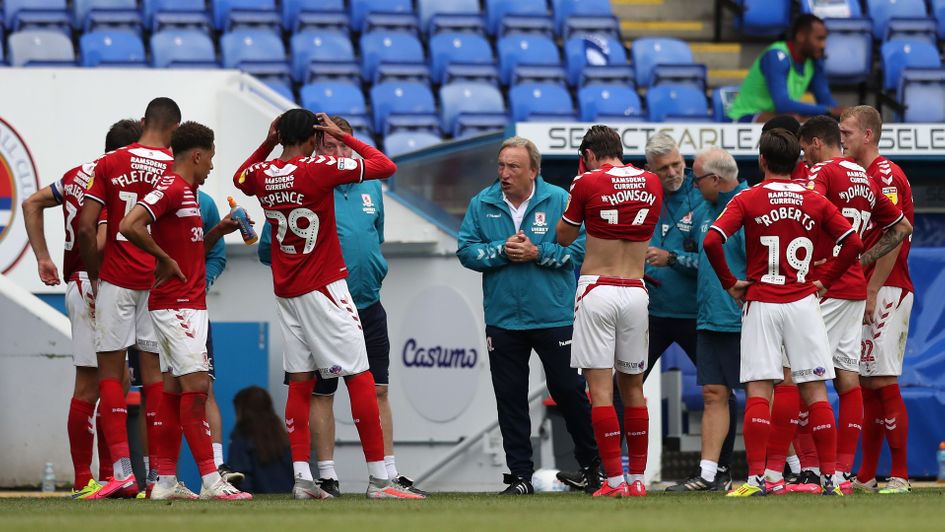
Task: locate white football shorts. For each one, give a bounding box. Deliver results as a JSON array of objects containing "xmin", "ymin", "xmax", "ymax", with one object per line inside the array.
[
  {"xmin": 860, "ymin": 287, "xmax": 913, "ymax": 377},
  {"xmin": 571, "ymin": 276, "xmax": 649, "ymax": 374},
  {"xmin": 150, "ymin": 308, "xmax": 210, "ymax": 377},
  {"xmin": 820, "ymin": 297, "xmax": 866, "ymax": 373},
  {"xmin": 66, "ymin": 273, "xmax": 97, "ymax": 368},
  {"xmin": 95, "ymin": 280, "xmax": 159, "ymax": 353}
]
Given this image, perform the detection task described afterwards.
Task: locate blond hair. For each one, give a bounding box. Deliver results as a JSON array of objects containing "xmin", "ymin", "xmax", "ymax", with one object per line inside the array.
[{"xmin": 841, "ymin": 105, "xmax": 883, "ymax": 146}]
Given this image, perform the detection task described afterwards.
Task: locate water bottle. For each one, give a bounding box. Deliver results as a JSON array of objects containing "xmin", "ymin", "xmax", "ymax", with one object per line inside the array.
[
  {"xmin": 227, "ymin": 196, "xmax": 258, "ymax": 245},
  {"xmin": 937, "ymin": 442, "xmax": 945, "ymax": 483},
  {"xmin": 41, "ymin": 462, "xmax": 55, "ymax": 492}
]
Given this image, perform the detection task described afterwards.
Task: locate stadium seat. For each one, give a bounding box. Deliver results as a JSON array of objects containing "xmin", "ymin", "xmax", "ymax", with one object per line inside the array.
[
  {"xmin": 4, "ymin": 0, "xmax": 72, "ymax": 33},
  {"xmin": 823, "ymin": 18, "xmax": 873, "ymax": 84},
  {"xmin": 898, "ymin": 68, "xmax": 945, "ymax": 123},
  {"xmin": 213, "ymin": 0, "xmax": 280, "ymax": 32},
  {"xmin": 799, "ymin": 0, "xmax": 862, "ymax": 17},
  {"xmin": 144, "ymin": 0, "xmax": 212, "ymax": 33},
  {"xmin": 7, "ymin": 29, "xmax": 75, "ymax": 66},
  {"xmin": 564, "ymin": 34, "xmax": 629, "ymax": 87},
  {"xmin": 553, "ymin": 0, "xmax": 611, "ymax": 37},
  {"xmin": 360, "ymin": 31, "xmax": 426, "ymax": 86},
  {"xmin": 220, "ymin": 29, "xmax": 289, "ymax": 82},
  {"xmin": 291, "ymin": 31, "xmax": 358, "ymax": 84},
  {"xmin": 429, "ymin": 32, "xmax": 497, "ymax": 85},
  {"xmin": 419, "ymin": 0, "xmax": 484, "ymax": 35},
  {"xmin": 734, "ymin": 0, "xmax": 791, "ymax": 37},
  {"xmin": 631, "ymin": 37, "xmax": 699, "ymax": 89},
  {"xmin": 646, "ymin": 84, "xmax": 710, "ymax": 122},
  {"xmin": 384, "ymin": 131, "xmax": 442, "ymax": 157},
  {"xmin": 351, "ymin": 0, "xmax": 415, "ymax": 33},
  {"xmin": 711, "ymin": 86, "xmax": 739, "ymax": 123},
  {"xmin": 562, "ymin": 16, "xmax": 620, "ymax": 41},
  {"xmin": 866, "ymin": 0, "xmax": 928, "ymax": 41},
  {"xmin": 73, "ymin": 0, "xmax": 142, "ymax": 33},
  {"xmin": 933, "ymin": 0, "xmax": 945, "ymax": 41},
  {"xmin": 263, "ymin": 80, "xmax": 295, "ymax": 101},
  {"xmin": 79, "ymin": 29, "xmax": 146, "ymax": 67},
  {"xmin": 151, "ymin": 29, "xmax": 218, "ymax": 68},
  {"xmin": 497, "ymin": 35, "xmax": 563, "ymax": 86},
  {"xmin": 885, "ymin": 18, "xmax": 937, "ymax": 44},
  {"xmin": 300, "ymin": 82, "xmax": 369, "ymax": 131},
  {"xmin": 881, "ymin": 39, "xmax": 942, "ymax": 91},
  {"xmin": 486, "ymin": 0, "xmax": 550, "ymax": 36},
  {"xmin": 578, "ymin": 85, "xmax": 643, "ymax": 122},
  {"xmin": 439, "ymin": 82, "xmax": 506, "ymax": 136},
  {"xmin": 282, "ymin": 0, "xmax": 349, "ymax": 34},
  {"xmin": 369, "ymin": 82, "xmax": 438, "ymax": 135},
  {"xmin": 509, "ymin": 83, "xmax": 575, "ymax": 122}
]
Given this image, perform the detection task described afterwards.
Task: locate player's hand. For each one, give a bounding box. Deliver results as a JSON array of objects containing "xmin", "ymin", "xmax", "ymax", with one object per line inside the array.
[
  {"xmin": 216, "ymin": 213, "xmax": 252, "ymax": 236},
  {"xmin": 154, "ymin": 256, "xmax": 186, "ymax": 289},
  {"xmin": 313, "ymin": 113, "xmax": 346, "ymax": 140},
  {"xmin": 813, "ymin": 280, "xmax": 827, "ymax": 298},
  {"xmin": 37, "ymin": 258, "xmax": 61, "ymax": 286},
  {"xmin": 863, "ymin": 291, "xmax": 877, "ymax": 325},
  {"xmin": 812, "ymin": 258, "xmax": 827, "ymax": 267},
  {"xmin": 646, "ymin": 247, "xmax": 670, "ymax": 267},
  {"xmin": 726, "ymin": 280, "xmax": 752, "ymax": 304},
  {"xmin": 265, "ymin": 115, "xmax": 281, "ymax": 145}
]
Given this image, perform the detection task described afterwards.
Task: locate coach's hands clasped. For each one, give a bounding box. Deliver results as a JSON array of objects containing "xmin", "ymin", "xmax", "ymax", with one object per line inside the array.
[{"xmin": 505, "ymin": 231, "xmax": 538, "ymax": 262}]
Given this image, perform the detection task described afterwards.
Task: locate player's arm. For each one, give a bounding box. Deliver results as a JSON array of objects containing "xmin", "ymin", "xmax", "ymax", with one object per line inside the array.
[
  {"xmin": 204, "ymin": 214, "xmax": 243, "ymax": 256},
  {"xmin": 555, "ymin": 220, "xmax": 580, "ymax": 247},
  {"xmin": 119, "ymin": 205, "xmax": 185, "ymax": 288},
  {"xmin": 863, "ymin": 242, "xmax": 900, "ymax": 324},
  {"xmin": 860, "ymin": 216, "xmax": 912, "ymax": 267},
  {"xmin": 556, "ymin": 176, "xmax": 585, "ymax": 247},
  {"xmin": 233, "ymin": 116, "xmax": 281, "ymax": 190},
  {"xmin": 535, "ymin": 224, "xmax": 584, "ymax": 269},
  {"xmin": 457, "ymin": 204, "xmax": 511, "ymax": 272},
  {"xmin": 815, "ymin": 203, "xmax": 864, "ymax": 290},
  {"xmin": 21, "ymin": 185, "xmax": 62, "ymax": 286},
  {"xmin": 760, "ymin": 50, "xmax": 831, "ymax": 116},
  {"xmin": 704, "ymin": 197, "xmax": 750, "ymax": 300},
  {"xmin": 810, "ymin": 60, "xmax": 839, "ymax": 110}
]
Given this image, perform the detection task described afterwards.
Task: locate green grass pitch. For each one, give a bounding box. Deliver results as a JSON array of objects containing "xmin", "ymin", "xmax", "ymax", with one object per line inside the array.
[{"xmin": 2, "ymin": 490, "xmax": 945, "ymax": 531}]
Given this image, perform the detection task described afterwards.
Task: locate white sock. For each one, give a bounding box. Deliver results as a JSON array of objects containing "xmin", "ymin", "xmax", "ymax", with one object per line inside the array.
[
  {"xmin": 748, "ymin": 475, "xmax": 764, "ymax": 488},
  {"xmin": 606, "ymin": 475, "xmax": 624, "ymax": 488},
  {"xmin": 293, "ymin": 461, "xmax": 314, "ymax": 481},
  {"xmin": 157, "ymin": 475, "xmax": 177, "ymax": 489},
  {"xmin": 786, "ymin": 455, "xmax": 801, "ymax": 475},
  {"xmin": 317, "ymin": 460, "xmax": 338, "ymax": 480},
  {"xmin": 699, "ymin": 460, "xmax": 718, "ymax": 482},
  {"xmin": 212, "ymin": 443, "xmax": 224, "ymax": 469},
  {"xmin": 831, "ymin": 472, "xmax": 846, "ymax": 486},
  {"xmin": 201, "ymin": 471, "xmax": 222, "ymax": 489},
  {"xmin": 809, "ymin": 467, "xmax": 821, "ymax": 477},
  {"xmin": 114, "ymin": 457, "xmax": 132, "ymax": 480},
  {"xmin": 627, "ymin": 474, "xmax": 645, "ymax": 484},
  {"xmin": 384, "ymin": 455, "xmax": 398, "ymax": 479},
  {"xmin": 764, "ymin": 469, "xmax": 783, "ymax": 482},
  {"xmin": 143, "ymin": 456, "xmax": 150, "ymax": 474},
  {"xmin": 368, "ymin": 461, "xmax": 388, "ymax": 480}
]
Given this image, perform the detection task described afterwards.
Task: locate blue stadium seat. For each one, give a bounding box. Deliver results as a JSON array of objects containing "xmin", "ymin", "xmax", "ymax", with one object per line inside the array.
[
  {"xmin": 213, "ymin": 0, "xmax": 280, "ymax": 32},
  {"xmin": 300, "ymin": 82, "xmax": 369, "ymax": 130},
  {"xmin": 563, "ymin": 16, "xmax": 620, "ymax": 41},
  {"xmin": 646, "ymin": 84, "xmax": 710, "ymax": 122},
  {"xmin": 369, "ymin": 82, "xmax": 439, "ymax": 135},
  {"xmin": 711, "ymin": 86, "xmax": 739, "ymax": 123},
  {"xmin": 7, "ymin": 29, "xmax": 75, "ymax": 66},
  {"xmin": 933, "ymin": 0, "xmax": 945, "ymax": 41},
  {"xmin": 632, "ymin": 37, "xmax": 701, "ymax": 89},
  {"xmin": 885, "ymin": 18, "xmax": 937, "ymax": 44},
  {"xmin": 4, "ymin": 0, "xmax": 72, "ymax": 33},
  {"xmin": 74, "ymin": 0, "xmax": 142, "ymax": 33},
  {"xmin": 144, "ymin": 0, "xmax": 212, "ymax": 33},
  {"xmin": 263, "ymin": 80, "xmax": 295, "ymax": 102},
  {"xmin": 578, "ymin": 85, "xmax": 643, "ymax": 122},
  {"xmin": 509, "ymin": 83, "xmax": 575, "ymax": 121},
  {"xmin": 384, "ymin": 131, "xmax": 442, "ymax": 157},
  {"xmin": 881, "ymin": 39, "xmax": 942, "ymax": 91},
  {"xmin": 351, "ymin": 0, "xmax": 414, "ymax": 33},
  {"xmin": 823, "ymin": 18, "xmax": 873, "ymax": 84},
  {"xmin": 564, "ymin": 34, "xmax": 629, "ymax": 87},
  {"xmin": 734, "ymin": 0, "xmax": 791, "ymax": 37},
  {"xmin": 79, "ymin": 30, "xmax": 146, "ymax": 67},
  {"xmin": 497, "ymin": 35, "xmax": 563, "ymax": 86},
  {"xmin": 221, "ymin": 29, "xmax": 289, "ymax": 82},
  {"xmin": 291, "ymin": 31, "xmax": 358, "ymax": 84},
  {"xmin": 151, "ymin": 29, "xmax": 218, "ymax": 68},
  {"xmin": 486, "ymin": 0, "xmax": 549, "ymax": 36},
  {"xmin": 429, "ymin": 32, "xmax": 496, "ymax": 85},
  {"xmin": 799, "ymin": 0, "xmax": 862, "ymax": 17},
  {"xmin": 866, "ymin": 0, "xmax": 928, "ymax": 40},
  {"xmin": 439, "ymin": 82, "xmax": 506, "ymax": 136},
  {"xmin": 553, "ymin": 0, "xmax": 611, "ymax": 36},
  {"xmin": 360, "ymin": 31, "xmax": 426, "ymax": 86},
  {"xmin": 419, "ymin": 0, "xmax": 484, "ymax": 35},
  {"xmin": 898, "ymin": 68, "xmax": 945, "ymax": 123},
  {"xmin": 283, "ymin": 0, "xmax": 349, "ymax": 34}
]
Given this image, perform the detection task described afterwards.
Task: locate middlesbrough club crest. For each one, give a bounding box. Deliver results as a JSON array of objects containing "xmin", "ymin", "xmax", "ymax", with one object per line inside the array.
[
  {"xmin": 0, "ymin": 117, "xmax": 39, "ymax": 274},
  {"xmin": 534, "ymin": 211, "xmax": 546, "ymax": 225}
]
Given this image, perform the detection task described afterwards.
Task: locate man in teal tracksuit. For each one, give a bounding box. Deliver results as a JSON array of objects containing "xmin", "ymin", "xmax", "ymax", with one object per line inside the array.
[
  {"xmin": 457, "ymin": 136, "xmax": 599, "ymax": 496},
  {"xmin": 667, "ymin": 148, "xmax": 747, "ymax": 493}
]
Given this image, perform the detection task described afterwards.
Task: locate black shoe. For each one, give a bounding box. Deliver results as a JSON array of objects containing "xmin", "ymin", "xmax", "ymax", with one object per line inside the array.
[
  {"xmin": 666, "ymin": 474, "xmax": 714, "ymax": 492},
  {"xmin": 714, "ymin": 467, "xmax": 733, "ymax": 492},
  {"xmin": 393, "ymin": 475, "xmax": 429, "ymax": 497},
  {"xmin": 783, "ymin": 471, "xmax": 800, "ymax": 485},
  {"xmin": 556, "ymin": 460, "xmax": 603, "ymax": 494},
  {"xmin": 498, "ymin": 473, "xmax": 534, "ymax": 495},
  {"xmin": 218, "ymin": 463, "xmax": 245, "ymax": 489},
  {"xmin": 317, "ymin": 478, "xmax": 342, "ymax": 497}
]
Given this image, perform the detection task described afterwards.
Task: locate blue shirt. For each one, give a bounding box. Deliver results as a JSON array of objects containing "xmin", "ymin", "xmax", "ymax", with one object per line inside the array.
[
  {"xmin": 645, "ymin": 175, "xmax": 702, "ymax": 319},
  {"xmin": 759, "ymin": 48, "xmax": 836, "ymax": 117},
  {"xmin": 199, "ymin": 190, "xmax": 226, "ymax": 287},
  {"xmin": 457, "ymin": 177, "xmax": 585, "ymax": 330},
  {"xmin": 694, "ymin": 181, "xmax": 748, "ymax": 332}
]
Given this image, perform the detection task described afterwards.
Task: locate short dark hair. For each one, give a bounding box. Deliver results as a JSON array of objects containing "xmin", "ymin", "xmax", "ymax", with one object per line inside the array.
[
  {"xmin": 279, "ymin": 108, "xmax": 318, "ymax": 146},
  {"xmin": 143, "ymin": 97, "xmax": 182, "ymax": 131},
  {"xmin": 791, "ymin": 13, "xmax": 824, "ymax": 40},
  {"xmin": 798, "ymin": 115, "xmax": 841, "ymax": 148},
  {"xmin": 759, "ymin": 129, "xmax": 801, "ymax": 175},
  {"xmin": 762, "ymin": 115, "xmax": 801, "ymax": 137},
  {"xmin": 104, "ymin": 119, "xmax": 141, "ymax": 152},
  {"xmin": 579, "ymin": 125, "xmax": 622, "ymax": 161},
  {"xmin": 171, "ymin": 121, "xmax": 214, "ymax": 157}
]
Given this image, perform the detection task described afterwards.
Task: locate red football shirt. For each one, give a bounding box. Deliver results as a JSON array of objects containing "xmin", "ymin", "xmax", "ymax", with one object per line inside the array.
[
  {"xmin": 791, "ymin": 160, "xmax": 809, "ymax": 183},
  {"xmin": 51, "ymin": 162, "xmax": 106, "ymax": 281},
  {"xmin": 561, "ymin": 163, "xmax": 663, "ymax": 241},
  {"xmin": 710, "ymin": 180, "xmax": 856, "ymax": 303},
  {"xmin": 862, "ymin": 156, "xmax": 914, "ymax": 293},
  {"xmin": 85, "ymin": 144, "xmax": 175, "ymax": 290},
  {"xmin": 806, "ymin": 157, "xmax": 904, "ymax": 300},
  {"xmin": 138, "ymin": 174, "xmax": 206, "ymax": 310}
]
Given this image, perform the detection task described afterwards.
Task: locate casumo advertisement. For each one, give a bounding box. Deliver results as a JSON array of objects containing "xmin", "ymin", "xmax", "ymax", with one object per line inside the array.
[{"xmin": 0, "ymin": 117, "xmax": 39, "ymax": 274}]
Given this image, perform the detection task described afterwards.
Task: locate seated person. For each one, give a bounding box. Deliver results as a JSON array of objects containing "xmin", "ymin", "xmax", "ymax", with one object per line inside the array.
[{"xmin": 227, "ymin": 386, "xmax": 293, "ymax": 494}]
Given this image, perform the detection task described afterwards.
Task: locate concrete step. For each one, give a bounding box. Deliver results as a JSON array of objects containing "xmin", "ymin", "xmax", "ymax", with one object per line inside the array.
[
  {"xmin": 620, "ymin": 18, "xmax": 715, "ymax": 41},
  {"xmin": 612, "ymin": 0, "xmax": 714, "ymax": 22}
]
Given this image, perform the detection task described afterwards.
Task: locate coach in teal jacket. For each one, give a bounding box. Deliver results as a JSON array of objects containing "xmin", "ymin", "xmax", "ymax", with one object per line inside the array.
[{"xmin": 457, "ymin": 136, "xmax": 598, "ymax": 495}]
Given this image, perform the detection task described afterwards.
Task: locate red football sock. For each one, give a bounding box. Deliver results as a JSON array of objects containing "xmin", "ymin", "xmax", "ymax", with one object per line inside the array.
[
  {"xmin": 155, "ymin": 391, "xmax": 182, "ymax": 476},
  {"xmin": 623, "ymin": 406, "xmax": 648, "ymax": 476},
  {"xmin": 879, "ymin": 384, "xmax": 909, "ymax": 479},
  {"xmin": 764, "ymin": 385, "xmax": 800, "ymax": 475},
  {"xmin": 345, "ymin": 372, "xmax": 385, "ymax": 463},
  {"xmin": 142, "ymin": 382, "xmax": 164, "ymax": 473},
  {"xmin": 808, "ymin": 401, "xmax": 837, "ymax": 477},
  {"xmin": 67, "ymin": 398, "xmax": 95, "ymax": 489},
  {"xmin": 794, "ymin": 406, "xmax": 819, "ymax": 470},
  {"xmin": 97, "ymin": 379, "xmax": 130, "ymax": 461},
  {"xmin": 95, "ymin": 408, "xmax": 112, "ymax": 479},
  {"xmin": 857, "ymin": 387, "xmax": 884, "ymax": 482},
  {"xmin": 836, "ymin": 387, "xmax": 864, "ymax": 474},
  {"xmin": 286, "ymin": 380, "xmax": 315, "ymax": 463},
  {"xmin": 744, "ymin": 397, "xmax": 772, "ymax": 478},
  {"xmin": 180, "ymin": 392, "xmax": 215, "ymax": 476},
  {"xmin": 592, "ymin": 406, "xmax": 623, "ymax": 479}
]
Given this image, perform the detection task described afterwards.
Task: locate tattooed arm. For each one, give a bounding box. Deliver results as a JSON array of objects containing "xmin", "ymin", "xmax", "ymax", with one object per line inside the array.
[{"xmin": 860, "ymin": 217, "xmax": 912, "ymax": 267}]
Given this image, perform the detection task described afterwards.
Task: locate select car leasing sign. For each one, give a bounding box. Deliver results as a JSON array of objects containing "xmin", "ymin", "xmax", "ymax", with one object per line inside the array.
[{"xmin": 514, "ymin": 122, "xmax": 945, "ymax": 158}]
